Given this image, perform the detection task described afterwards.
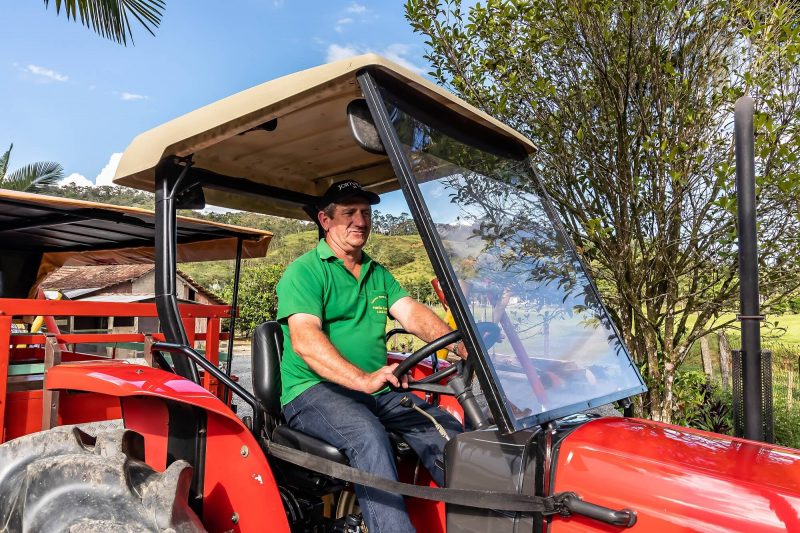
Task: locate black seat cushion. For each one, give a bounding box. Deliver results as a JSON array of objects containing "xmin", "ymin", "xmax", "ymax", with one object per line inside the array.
[
  {"xmin": 251, "ymin": 321, "xmax": 283, "ymax": 417},
  {"xmin": 272, "ymin": 425, "xmax": 349, "ymax": 464}
]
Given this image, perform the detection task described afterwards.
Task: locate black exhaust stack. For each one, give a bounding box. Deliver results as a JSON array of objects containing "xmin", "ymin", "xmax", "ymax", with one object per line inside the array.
[{"xmin": 734, "ymin": 96, "xmax": 772, "ymax": 443}]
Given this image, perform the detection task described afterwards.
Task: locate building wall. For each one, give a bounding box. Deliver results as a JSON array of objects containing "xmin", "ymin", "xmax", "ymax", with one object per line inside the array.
[{"xmin": 88, "ymin": 271, "xmax": 221, "ymax": 336}]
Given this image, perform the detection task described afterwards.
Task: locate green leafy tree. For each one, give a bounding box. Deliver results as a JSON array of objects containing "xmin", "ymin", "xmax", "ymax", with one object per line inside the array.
[
  {"xmin": 0, "ymin": 144, "xmax": 63, "ymax": 192},
  {"xmin": 407, "ymin": 0, "xmax": 800, "ymax": 422},
  {"xmin": 221, "ymin": 263, "xmax": 284, "ymax": 338},
  {"xmin": 42, "ymin": 0, "xmax": 164, "ymax": 45}
]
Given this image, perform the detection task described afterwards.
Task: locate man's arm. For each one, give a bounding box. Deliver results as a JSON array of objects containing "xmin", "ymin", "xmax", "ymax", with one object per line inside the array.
[
  {"xmin": 287, "ymin": 313, "xmax": 404, "ymax": 393},
  {"xmin": 389, "ymin": 296, "xmax": 468, "ymax": 358}
]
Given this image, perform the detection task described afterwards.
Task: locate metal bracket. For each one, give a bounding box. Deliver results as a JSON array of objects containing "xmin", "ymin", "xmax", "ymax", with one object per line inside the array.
[{"xmin": 737, "ymin": 314, "xmax": 766, "ymax": 321}]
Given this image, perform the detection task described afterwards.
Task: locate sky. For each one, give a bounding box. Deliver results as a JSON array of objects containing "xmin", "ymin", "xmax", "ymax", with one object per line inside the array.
[{"xmin": 0, "ymin": 0, "xmax": 429, "ymax": 214}]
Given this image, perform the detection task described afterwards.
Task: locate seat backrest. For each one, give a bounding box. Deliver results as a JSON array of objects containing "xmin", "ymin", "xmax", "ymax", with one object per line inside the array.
[{"xmin": 251, "ymin": 321, "xmax": 284, "ymax": 417}]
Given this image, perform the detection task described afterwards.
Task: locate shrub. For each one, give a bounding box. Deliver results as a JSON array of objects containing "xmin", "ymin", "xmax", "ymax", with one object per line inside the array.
[{"xmin": 672, "ymin": 370, "xmax": 733, "ymax": 434}]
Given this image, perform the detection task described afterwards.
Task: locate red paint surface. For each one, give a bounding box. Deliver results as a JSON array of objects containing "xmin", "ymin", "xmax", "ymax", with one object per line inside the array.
[
  {"xmin": 550, "ymin": 417, "xmax": 800, "ymax": 532},
  {"xmin": 46, "ymin": 362, "xmax": 289, "ymax": 533},
  {"xmin": 0, "ymin": 316, "xmax": 10, "ymax": 442},
  {"xmin": 0, "ymin": 299, "xmax": 231, "ymax": 318},
  {"xmin": 5, "ymin": 389, "xmax": 123, "ymax": 442},
  {"xmin": 122, "ymin": 396, "xmax": 170, "ymax": 471}
]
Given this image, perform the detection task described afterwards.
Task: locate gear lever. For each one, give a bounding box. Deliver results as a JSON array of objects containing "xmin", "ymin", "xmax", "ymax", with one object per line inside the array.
[{"xmin": 400, "ymin": 396, "xmax": 450, "ymax": 441}]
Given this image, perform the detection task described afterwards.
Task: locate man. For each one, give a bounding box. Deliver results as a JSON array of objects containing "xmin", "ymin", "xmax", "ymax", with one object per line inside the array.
[{"xmin": 276, "ymin": 180, "xmax": 464, "ymax": 533}]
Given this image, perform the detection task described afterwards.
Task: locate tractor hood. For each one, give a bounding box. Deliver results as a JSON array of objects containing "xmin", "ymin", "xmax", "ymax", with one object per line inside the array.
[{"xmin": 551, "ymin": 417, "xmax": 800, "ymax": 531}]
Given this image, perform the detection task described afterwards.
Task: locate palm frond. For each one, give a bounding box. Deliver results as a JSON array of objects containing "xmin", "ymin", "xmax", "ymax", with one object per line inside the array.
[
  {"xmin": 0, "ymin": 144, "xmax": 11, "ymax": 179},
  {"xmin": 4, "ymin": 161, "xmax": 64, "ymax": 192},
  {"xmin": 42, "ymin": 0, "xmax": 165, "ymax": 45}
]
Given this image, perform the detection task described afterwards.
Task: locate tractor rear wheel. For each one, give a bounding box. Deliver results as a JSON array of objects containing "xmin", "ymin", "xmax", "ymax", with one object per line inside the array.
[{"xmin": 0, "ymin": 425, "xmax": 205, "ymax": 532}]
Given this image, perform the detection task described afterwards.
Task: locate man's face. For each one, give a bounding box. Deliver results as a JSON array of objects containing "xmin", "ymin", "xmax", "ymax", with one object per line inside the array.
[{"xmin": 319, "ymin": 198, "xmax": 372, "ymax": 253}]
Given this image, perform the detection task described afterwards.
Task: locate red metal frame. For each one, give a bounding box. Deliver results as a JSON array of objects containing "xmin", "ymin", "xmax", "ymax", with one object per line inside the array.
[{"xmin": 1, "ymin": 299, "xmax": 233, "ymax": 443}]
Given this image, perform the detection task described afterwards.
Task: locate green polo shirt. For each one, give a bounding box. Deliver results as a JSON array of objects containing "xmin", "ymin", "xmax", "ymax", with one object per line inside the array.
[{"xmin": 276, "ymin": 239, "xmax": 409, "ymax": 405}]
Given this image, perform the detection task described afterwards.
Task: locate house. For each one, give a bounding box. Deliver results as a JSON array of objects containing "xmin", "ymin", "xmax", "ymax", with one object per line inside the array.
[{"xmin": 41, "ymin": 264, "xmax": 226, "ymax": 336}]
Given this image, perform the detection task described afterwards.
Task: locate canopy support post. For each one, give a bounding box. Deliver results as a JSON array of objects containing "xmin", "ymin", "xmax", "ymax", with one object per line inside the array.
[
  {"xmin": 224, "ymin": 237, "xmax": 243, "ymax": 405},
  {"xmin": 154, "ymin": 157, "xmax": 199, "ymax": 384}
]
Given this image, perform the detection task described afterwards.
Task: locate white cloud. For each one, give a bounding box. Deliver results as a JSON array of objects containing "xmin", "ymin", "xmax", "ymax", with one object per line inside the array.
[
  {"xmin": 25, "ymin": 64, "xmax": 68, "ymax": 82},
  {"xmin": 326, "ymin": 44, "xmax": 360, "ymax": 63},
  {"xmin": 60, "ymin": 172, "xmax": 93, "ymax": 187},
  {"xmin": 335, "ymin": 17, "xmax": 353, "ymax": 33},
  {"xmin": 346, "ymin": 3, "xmax": 367, "ymax": 14},
  {"xmin": 95, "ymin": 152, "xmax": 123, "ymax": 186},
  {"xmin": 382, "ymin": 44, "xmax": 425, "ymax": 74},
  {"xmin": 120, "ymin": 92, "xmax": 147, "ymax": 101},
  {"xmin": 325, "ymin": 43, "xmax": 425, "ymax": 74}
]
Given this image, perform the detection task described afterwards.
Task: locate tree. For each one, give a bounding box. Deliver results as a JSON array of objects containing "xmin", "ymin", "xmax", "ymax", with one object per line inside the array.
[
  {"xmin": 220, "ymin": 263, "xmax": 284, "ymax": 338},
  {"xmin": 42, "ymin": 0, "xmax": 164, "ymax": 45},
  {"xmin": 0, "ymin": 144, "xmax": 63, "ymax": 192},
  {"xmin": 407, "ymin": 0, "xmax": 800, "ymax": 422}
]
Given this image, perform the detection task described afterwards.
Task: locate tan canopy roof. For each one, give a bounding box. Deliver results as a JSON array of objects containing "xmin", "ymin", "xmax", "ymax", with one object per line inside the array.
[{"xmin": 113, "ymin": 54, "xmax": 534, "ymax": 219}]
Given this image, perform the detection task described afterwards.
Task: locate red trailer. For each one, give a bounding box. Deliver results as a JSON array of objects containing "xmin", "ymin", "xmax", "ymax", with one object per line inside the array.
[{"xmin": 0, "ymin": 189, "xmax": 271, "ymax": 442}]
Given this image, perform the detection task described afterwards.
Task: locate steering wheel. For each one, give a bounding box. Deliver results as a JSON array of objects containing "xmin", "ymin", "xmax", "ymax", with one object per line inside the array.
[{"xmin": 390, "ymin": 330, "xmax": 462, "ymax": 392}]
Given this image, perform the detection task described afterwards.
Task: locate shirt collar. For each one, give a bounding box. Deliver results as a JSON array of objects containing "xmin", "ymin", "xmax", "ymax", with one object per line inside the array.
[{"xmin": 316, "ymin": 238, "xmax": 373, "ymax": 268}]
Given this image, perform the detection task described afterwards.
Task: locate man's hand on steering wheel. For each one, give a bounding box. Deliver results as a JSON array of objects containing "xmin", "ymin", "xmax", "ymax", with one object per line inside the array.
[{"xmin": 359, "ymin": 363, "xmax": 409, "ymax": 394}]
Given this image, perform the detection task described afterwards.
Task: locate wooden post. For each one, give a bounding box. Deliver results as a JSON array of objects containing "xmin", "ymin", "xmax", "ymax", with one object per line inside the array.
[
  {"xmin": 41, "ymin": 333, "xmax": 62, "ymax": 431},
  {"xmin": 787, "ymin": 359, "xmax": 794, "ymax": 409},
  {"xmin": 143, "ymin": 333, "xmax": 154, "ymax": 367},
  {"xmin": 700, "ymin": 336, "xmax": 714, "ymax": 379},
  {"xmin": 719, "ymin": 333, "xmax": 732, "ymax": 390}
]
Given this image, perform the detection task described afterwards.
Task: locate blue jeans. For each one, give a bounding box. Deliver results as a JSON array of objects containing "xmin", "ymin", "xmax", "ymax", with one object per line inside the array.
[{"xmin": 283, "ymin": 382, "xmax": 463, "ymax": 533}]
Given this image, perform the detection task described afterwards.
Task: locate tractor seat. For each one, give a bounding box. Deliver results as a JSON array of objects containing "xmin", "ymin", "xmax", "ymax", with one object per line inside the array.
[{"xmin": 251, "ymin": 321, "xmax": 348, "ymax": 465}]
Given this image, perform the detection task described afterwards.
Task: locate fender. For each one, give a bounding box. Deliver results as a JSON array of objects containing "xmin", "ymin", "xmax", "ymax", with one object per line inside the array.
[{"xmin": 46, "ymin": 361, "xmax": 289, "ymax": 533}]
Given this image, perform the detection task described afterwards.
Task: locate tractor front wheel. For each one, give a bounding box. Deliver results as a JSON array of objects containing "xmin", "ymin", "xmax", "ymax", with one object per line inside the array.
[{"xmin": 0, "ymin": 425, "xmax": 205, "ymax": 532}]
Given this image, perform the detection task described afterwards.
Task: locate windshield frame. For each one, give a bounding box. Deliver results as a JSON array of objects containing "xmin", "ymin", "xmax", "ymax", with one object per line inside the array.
[{"xmin": 358, "ymin": 69, "xmax": 646, "ymax": 433}]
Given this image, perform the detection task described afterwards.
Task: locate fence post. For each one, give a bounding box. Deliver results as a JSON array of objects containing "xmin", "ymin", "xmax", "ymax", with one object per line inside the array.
[
  {"xmin": 786, "ymin": 358, "xmax": 793, "ymax": 409},
  {"xmin": 701, "ymin": 336, "xmax": 714, "ymax": 379},
  {"xmin": 719, "ymin": 333, "xmax": 732, "ymax": 390}
]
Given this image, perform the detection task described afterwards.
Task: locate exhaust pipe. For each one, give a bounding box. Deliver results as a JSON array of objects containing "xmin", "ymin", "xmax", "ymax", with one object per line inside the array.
[{"xmin": 734, "ymin": 96, "xmax": 766, "ymax": 442}]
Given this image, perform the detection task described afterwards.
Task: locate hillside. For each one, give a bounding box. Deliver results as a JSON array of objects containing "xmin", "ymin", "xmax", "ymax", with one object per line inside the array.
[{"xmin": 179, "ymin": 230, "xmax": 436, "ymax": 296}]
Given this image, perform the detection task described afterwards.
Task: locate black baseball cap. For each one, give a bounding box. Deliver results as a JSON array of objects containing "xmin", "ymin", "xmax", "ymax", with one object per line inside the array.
[{"xmin": 318, "ymin": 180, "xmax": 380, "ymax": 208}]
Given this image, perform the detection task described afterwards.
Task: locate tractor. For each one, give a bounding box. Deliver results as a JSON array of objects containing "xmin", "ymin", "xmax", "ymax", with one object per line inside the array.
[{"xmin": 2, "ymin": 55, "xmax": 800, "ymax": 532}]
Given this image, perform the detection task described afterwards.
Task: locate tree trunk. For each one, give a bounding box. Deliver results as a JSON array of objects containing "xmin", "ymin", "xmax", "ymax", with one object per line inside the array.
[
  {"xmin": 719, "ymin": 333, "xmax": 732, "ymax": 390},
  {"xmin": 700, "ymin": 336, "xmax": 714, "ymax": 379},
  {"xmin": 657, "ymin": 363, "xmax": 675, "ymax": 423}
]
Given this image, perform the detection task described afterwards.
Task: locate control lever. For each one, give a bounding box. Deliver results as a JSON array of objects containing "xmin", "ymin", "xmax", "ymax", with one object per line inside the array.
[{"xmin": 400, "ymin": 396, "xmax": 450, "ymax": 441}]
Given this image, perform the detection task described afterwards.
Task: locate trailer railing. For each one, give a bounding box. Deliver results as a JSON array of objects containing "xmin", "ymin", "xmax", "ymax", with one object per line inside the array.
[{"xmin": 1, "ymin": 299, "xmax": 235, "ymax": 443}]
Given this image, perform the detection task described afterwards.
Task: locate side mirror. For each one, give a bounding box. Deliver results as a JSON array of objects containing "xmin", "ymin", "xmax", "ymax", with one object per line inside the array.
[{"xmin": 347, "ymin": 99, "xmax": 386, "ymax": 155}]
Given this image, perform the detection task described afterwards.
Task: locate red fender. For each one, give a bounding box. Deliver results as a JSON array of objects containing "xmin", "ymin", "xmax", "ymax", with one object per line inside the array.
[{"xmin": 46, "ymin": 361, "xmax": 289, "ymax": 533}]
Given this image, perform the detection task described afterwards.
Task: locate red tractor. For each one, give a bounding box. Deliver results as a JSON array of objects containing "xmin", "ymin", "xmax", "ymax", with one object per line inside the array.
[{"xmin": 2, "ymin": 55, "xmax": 799, "ymax": 532}]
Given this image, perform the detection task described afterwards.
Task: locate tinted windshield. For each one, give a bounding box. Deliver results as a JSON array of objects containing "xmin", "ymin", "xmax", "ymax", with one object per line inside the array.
[{"xmin": 383, "ymin": 97, "xmax": 646, "ymax": 430}]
